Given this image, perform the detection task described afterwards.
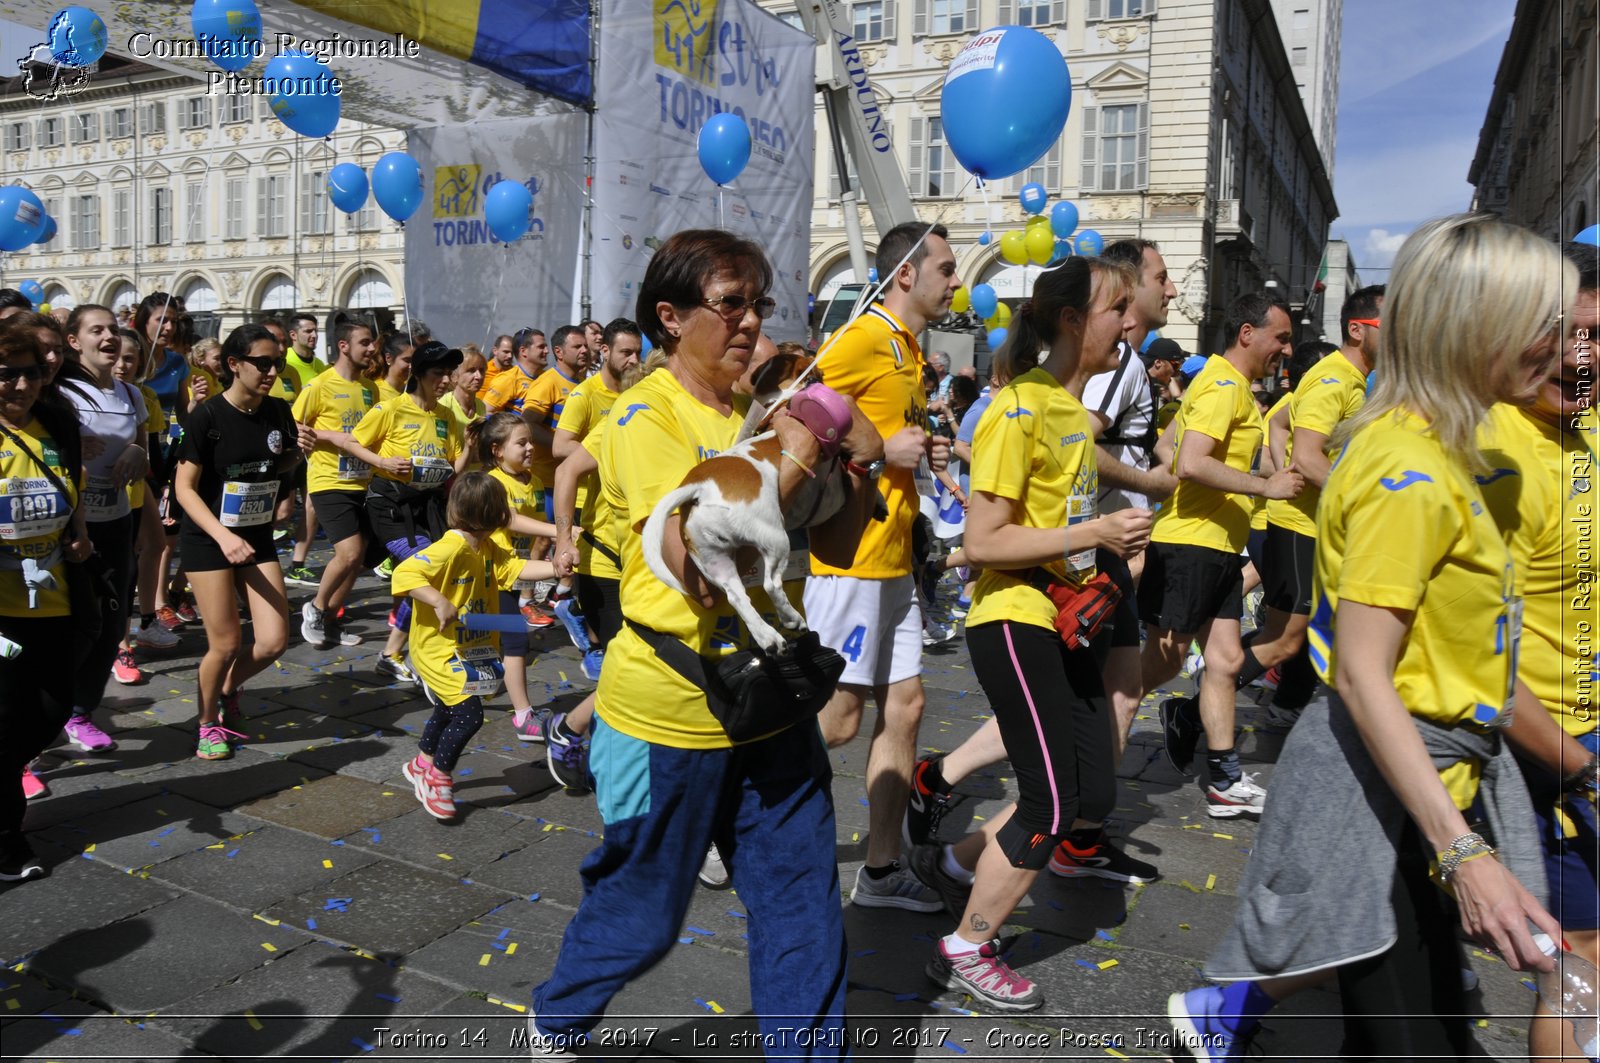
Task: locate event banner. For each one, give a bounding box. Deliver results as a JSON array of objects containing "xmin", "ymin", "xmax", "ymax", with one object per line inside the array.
[
  {"xmin": 404, "ymin": 113, "xmax": 588, "ymax": 348},
  {"xmin": 589, "ymin": 0, "xmax": 815, "ymax": 341}
]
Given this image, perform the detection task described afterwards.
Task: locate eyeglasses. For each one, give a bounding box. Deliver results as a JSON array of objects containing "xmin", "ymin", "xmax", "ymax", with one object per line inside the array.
[
  {"xmin": 237, "ymin": 355, "xmax": 286, "ymax": 374},
  {"xmin": 701, "ymin": 294, "xmax": 777, "ymax": 321},
  {"xmin": 1348, "ymin": 318, "xmax": 1381, "ymax": 328},
  {"xmin": 0, "ymin": 364, "xmax": 43, "ymax": 384}
]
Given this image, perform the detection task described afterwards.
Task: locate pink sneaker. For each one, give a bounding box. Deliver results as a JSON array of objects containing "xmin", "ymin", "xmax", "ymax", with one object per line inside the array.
[
  {"xmin": 925, "ymin": 938, "xmax": 1042, "ymax": 1012},
  {"xmin": 63, "ymin": 714, "xmax": 115, "ymax": 752},
  {"xmin": 111, "ymin": 649, "xmax": 143, "ymax": 685},
  {"xmin": 21, "ymin": 767, "xmax": 46, "ymax": 800},
  {"xmin": 402, "ymin": 755, "xmax": 457, "ymax": 820},
  {"xmin": 513, "ymin": 709, "xmax": 547, "ymax": 744}
]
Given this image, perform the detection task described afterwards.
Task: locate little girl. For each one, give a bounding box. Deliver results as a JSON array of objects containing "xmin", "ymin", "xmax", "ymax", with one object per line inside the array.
[
  {"xmin": 479, "ymin": 413, "xmax": 561, "ymax": 742},
  {"xmin": 395, "ymin": 471, "xmax": 558, "ymax": 820}
]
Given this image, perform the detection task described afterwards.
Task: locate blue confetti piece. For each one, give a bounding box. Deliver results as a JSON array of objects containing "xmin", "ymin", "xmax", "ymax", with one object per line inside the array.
[
  {"xmin": 375, "ymin": 993, "xmax": 402, "ymax": 1003},
  {"xmin": 491, "ymin": 941, "xmax": 508, "ymax": 952},
  {"xmin": 944, "ymin": 1042, "xmax": 966, "ymax": 1054},
  {"xmin": 694, "ymin": 998, "xmax": 713, "ymax": 1011},
  {"xmin": 497, "ymin": 928, "xmax": 510, "ymax": 940},
  {"xmin": 458, "ymin": 768, "xmax": 474, "ymax": 777},
  {"xmin": 1096, "ymin": 930, "xmax": 1113, "ymax": 941},
  {"xmin": 149, "ymin": 840, "xmax": 161, "ymax": 847},
  {"xmin": 678, "ymin": 937, "xmax": 694, "ymax": 944},
  {"xmin": 330, "ymin": 839, "xmax": 345, "ymax": 846},
  {"xmin": 226, "ymin": 849, "xmax": 240, "ymax": 858},
  {"xmin": 307, "ymin": 918, "xmax": 317, "ymax": 930},
  {"xmin": 157, "ymin": 826, "xmax": 178, "ymax": 837},
  {"xmin": 726, "ymin": 909, "xmax": 746, "ymax": 919},
  {"xmin": 64, "ymin": 1027, "xmax": 82, "ymax": 1036},
  {"xmin": 1076, "ymin": 959, "xmax": 1098, "ymax": 970},
  {"xmin": 858, "ymin": 797, "xmax": 870, "ymax": 806},
  {"xmin": 81, "ymin": 853, "xmax": 93, "ymax": 860},
  {"xmin": 528, "ymin": 893, "xmax": 541, "ymax": 902},
  {"xmin": 686, "ymin": 926, "xmax": 714, "ymax": 936}
]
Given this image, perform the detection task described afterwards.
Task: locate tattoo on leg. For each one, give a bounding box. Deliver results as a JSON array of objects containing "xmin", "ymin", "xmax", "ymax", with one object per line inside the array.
[{"xmin": 969, "ymin": 914, "xmax": 990, "ymax": 933}]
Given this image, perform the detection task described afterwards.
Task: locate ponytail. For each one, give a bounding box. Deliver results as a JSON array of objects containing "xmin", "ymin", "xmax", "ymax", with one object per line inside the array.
[{"xmin": 992, "ymin": 258, "xmax": 1094, "ymax": 384}]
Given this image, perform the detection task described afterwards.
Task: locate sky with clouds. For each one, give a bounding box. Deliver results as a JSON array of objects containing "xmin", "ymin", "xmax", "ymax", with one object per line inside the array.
[{"xmin": 1331, "ymin": 0, "xmax": 1515, "ymax": 276}]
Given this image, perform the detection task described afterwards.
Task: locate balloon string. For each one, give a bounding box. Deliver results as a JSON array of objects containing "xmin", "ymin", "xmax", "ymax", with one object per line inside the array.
[
  {"xmin": 484, "ymin": 249, "xmax": 508, "ymax": 353},
  {"xmin": 977, "ymin": 178, "xmax": 993, "ymax": 242}
]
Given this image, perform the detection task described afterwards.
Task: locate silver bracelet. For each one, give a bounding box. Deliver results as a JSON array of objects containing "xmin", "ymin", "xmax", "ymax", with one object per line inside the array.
[{"xmin": 1437, "ymin": 831, "xmax": 1496, "ymax": 883}]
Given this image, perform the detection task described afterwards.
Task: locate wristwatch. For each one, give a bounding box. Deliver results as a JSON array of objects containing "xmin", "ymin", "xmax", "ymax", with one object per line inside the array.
[{"xmin": 844, "ymin": 458, "xmax": 885, "ymax": 481}]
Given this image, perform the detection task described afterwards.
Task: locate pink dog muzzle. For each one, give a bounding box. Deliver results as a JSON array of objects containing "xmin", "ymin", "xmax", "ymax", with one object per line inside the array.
[{"xmin": 786, "ymin": 383, "xmax": 853, "ymax": 460}]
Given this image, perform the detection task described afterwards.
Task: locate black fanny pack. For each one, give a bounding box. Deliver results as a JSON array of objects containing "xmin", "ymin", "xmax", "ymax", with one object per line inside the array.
[{"xmin": 626, "ymin": 619, "xmax": 845, "ymax": 744}]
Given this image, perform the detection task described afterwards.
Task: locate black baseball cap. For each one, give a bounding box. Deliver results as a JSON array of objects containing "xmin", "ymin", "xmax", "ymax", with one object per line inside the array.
[
  {"xmin": 1140, "ymin": 337, "xmax": 1184, "ymax": 367},
  {"xmin": 411, "ymin": 341, "xmax": 463, "ymax": 377}
]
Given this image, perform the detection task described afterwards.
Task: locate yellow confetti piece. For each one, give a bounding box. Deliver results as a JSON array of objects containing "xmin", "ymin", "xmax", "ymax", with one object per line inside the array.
[
  {"xmin": 559, "ymin": 671, "xmax": 569, "ymax": 683},
  {"xmin": 206, "ymin": 843, "xmax": 226, "ymax": 850},
  {"xmin": 351, "ymin": 948, "xmax": 378, "ymax": 961},
  {"xmin": 1212, "ymin": 832, "xmax": 1234, "ymax": 840},
  {"xmin": 506, "ymin": 942, "xmax": 518, "ymax": 956},
  {"xmin": 478, "ymin": 953, "xmax": 492, "ymax": 967},
  {"xmin": 1183, "ymin": 824, "xmax": 1205, "ymax": 831},
  {"xmin": 252, "ymin": 914, "xmax": 281, "ymax": 926},
  {"xmin": 1178, "ymin": 923, "xmax": 1191, "ymax": 930},
  {"xmin": 1096, "ymin": 959, "xmax": 1118, "ymax": 970},
  {"xmin": 437, "ymin": 853, "xmax": 454, "ymax": 861},
  {"xmin": 381, "ymin": 791, "xmax": 394, "ymax": 796},
  {"xmin": 1476, "ymin": 1019, "xmax": 1488, "ymax": 1028},
  {"xmin": 5, "ymin": 998, "xmax": 19, "ymax": 1010},
  {"xmin": 261, "ymin": 943, "xmax": 277, "ymax": 953},
  {"xmin": 245, "ymin": 1010, "xmax": 262, "ymax": 1031},
  {"xmin": 851, "ymin": 832, "xmax": 859, "ymax": 842},
  {"xmin": 707, "ymin": 1000, "xmax": 725, "ymax": 1014},
  {"xmin": 543, "ymin": 823, "xmax": 555, "ymax": 832},
  {"xmin": 84, "ymin": 844, "xmax": 96, "ymax": 853},
  {"xmin": 487, "ymin": 996, "xmax": 528, "ymax": 1013},
  {"xmin": 1178, "ymin": 879, "xmax": 1202, "ymax": 893},
  {"xmin": 322, "ymin": 859, "xmax": 333, "ymax": 869},
  {"xmin": 1205, "ymin": 874, "xmax": 1217, "ymax": 890}
]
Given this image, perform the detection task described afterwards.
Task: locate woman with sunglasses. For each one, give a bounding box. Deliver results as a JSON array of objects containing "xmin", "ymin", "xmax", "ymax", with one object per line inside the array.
[{"xmin": 172, "ymin": 324, "xmax": 306, "ymax": 761}]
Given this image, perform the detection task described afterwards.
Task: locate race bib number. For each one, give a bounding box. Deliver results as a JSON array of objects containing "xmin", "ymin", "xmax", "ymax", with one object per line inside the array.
[
  {"xmin": 412, "ymin": 456, "xmax": 452, "ymax": 488},
  {"xmin": 0, "ymin": 477, "xmax": 70, "ymax": 540},
  {"xmin": 219, "ymin": 480, "xmax": 279, "ymax": 528},
  {"xmin": 450, "ymin": 643, "xmax": 504, "ymax": 697},
  {"xmin": 82, "ymin": 475, "xmax": 123, "ymax": 521},
  {"xmin": 336, "ymin": 455, "xmax": 372, "ymax": 482},
  {"xmin": 913, "ymin": 456, "xmax": 938, "ymax": 499},
  {"xmin": 1066, "ymin": 494, "xmax": 1096, "ymax": 574}
]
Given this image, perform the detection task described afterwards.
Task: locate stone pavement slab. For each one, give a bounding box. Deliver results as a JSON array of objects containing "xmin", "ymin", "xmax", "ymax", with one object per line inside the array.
[
  {"xmin": 236, "ymin": 771, "xmax": 416, "ymax": 838},
  {"xmin": 0, "ymin": 856, "xmax": 180, "ymax": 963},
  {"xmin": 148, "ymin": 823, "xmax": 381, "ymax": 912},
  {"xmin": 1, "ymin": 996, "xmax": 213, "ymax": 1061},
  {"xmin": 35, "ymin": 792, "xmax": 257, "ymax": 872}
]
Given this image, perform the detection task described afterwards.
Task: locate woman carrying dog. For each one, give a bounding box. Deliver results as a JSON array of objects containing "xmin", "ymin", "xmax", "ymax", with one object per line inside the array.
[{"xmin": 530, "ymin": 230, "xmax": 880, "ymax": 1058}]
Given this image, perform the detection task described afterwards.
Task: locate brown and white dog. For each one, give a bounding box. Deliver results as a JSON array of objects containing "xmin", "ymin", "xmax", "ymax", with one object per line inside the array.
[{"xmin": 641, "ymin": 353, "xmax": 882, "ymax": 654}]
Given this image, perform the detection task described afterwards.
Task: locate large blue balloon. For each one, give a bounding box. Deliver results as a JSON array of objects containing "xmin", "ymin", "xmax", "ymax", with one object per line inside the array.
[
  {"xmin": 17, "ymin": 280, "xmax": 44, "ymax": 306},
  {"xmin": 0, "ymin": 186, "xmax": 47, "ymax": 252},
  {"xmin": 48, "ymin": 6, "xmax": 107, "ymax": 67},
  {"xmin": 940, "ymin": 26, "xmax": 1071, "ymax": 180},
  {"xmin": 191, "ymin": 0, "xmax": 263, "ymax": 72},
  {"xmin": 1050, "ymin": 201, "xmax": 1079, "ymax": 239},
  {"xmin": 970, "ymin": 283, "xmax": 999, "ymax": 321},
  {"xmin": 34, "ymin": 216, "xmax": 57, "ymax": 245},
  {"xmin": 1575, "ymin": 224, "xmax": 1600, "ymax": 247},
  {"xmin": 265, "ymin": 51, "xmax": 342, "ymax": 139},
  {"xmin": 1075, "ymin": 229, "xmax": 1104, "ymax": 256},
  {"xmin": 1019, "ymin": 183, "xmax": 1047, "ymax": 215},
  {"xmin": 371, "ymin": 152, "xmax": 424, "ymax": 224},
  {"xmin": 326, "ymin": 163, "xmax": 369, "ymax": 215},
  {"xmin": 484, "ymin": 179, "xmax": 533, "ymax": 243},
  {"xmin": 697, "ymin": 113, "xmax": 751, "ymax": 186}
]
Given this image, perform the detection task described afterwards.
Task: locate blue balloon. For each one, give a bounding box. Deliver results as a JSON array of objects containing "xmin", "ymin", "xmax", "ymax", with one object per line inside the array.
[
  {"xmin": 977, "ymin": 231, "xmax": 993, "ymax": 246},
  {"xmin": 1051, "ymin": 238, "xmax": 1073, "ymax": 262},
  {"xmin": 1075, "ymin": 229, "xmax": 1104, "ymax": 256},
  {"xmin": 970, "ymin": 283, "xmax": 999, "ymax": 321},
  {"xmin": 1019, "ymin": 183, "xmax": 1047, "ymax": 215},
  {"xmin": 640, "ymin": 333, "xmax": 653, "ymax": 354},
  {"xmin": 987, "ymin": 327, "xmax": 1008, "ymax": 350},
  {"xmin": 265, "ymin": 51, "xmax": 342, "ymax": 139},
  {"xmin": 191, "ymin": 0, "xmax": 262, "ymax": 73},
  {"xmin": 1140, "ymin": 329, "xmax": 1161, "ymax": 353},
  {"xmin": 0, "ymin": 186, "xmax": 47, "ymax": 252},
  {"xmin": 484, "ymin": 179, "xmax": 533, "ymax": 243},
  {"xmin": 867, "ymin": 267, "xmax": 879, "ymax": 284},
  {"xmin": 697, "ymin": 113, "xmax": 751, "ymax": 186},
  {"xmin": 1050, "ymin": 201, "xmax": 1079, "ymax": 239},
  {"xmin": 940, "ymin": 26, "xmax": 1071, "ymax": 180},
  {"xmin": 17, "ymin": 280, "xmax": 44, "ymax": 306},
  {"xmin": 1575, "ymin": 224, "xmax": 1600, "ymax": 247},
  {"xmin": 371, "ymin": 152, "xmax": 424, "ymax": 224},
  {"xmin": 326, "ymin": 163, "xmax": 369, "ymax": 214},
  {"xmin": 34, "ymin": 216, "xmax": 57, "ymax": 245},
  {"xmin": 48, "ymin": 6, "xmax": 107, "ymax": 67}
]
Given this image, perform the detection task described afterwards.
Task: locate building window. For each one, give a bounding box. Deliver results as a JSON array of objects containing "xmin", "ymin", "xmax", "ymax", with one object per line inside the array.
[
  {"xmin": 3, "ymin": 122, "xmax": 28, "ymax": 152},
  {"xmin": 1291, "ymin": 8, "xmax": 1309, "ymax": 43},
  {"xmin": 1292, "ymin": 46, "xmax": 1307, "ymax": 65},
  {"xmin": 38, "ymin": 117, "xmax": 63, "ymax": 148},
  {"xmin": 109, "ymin": 107, "xmax": 132, "ymax": 138},
  {"xmin": 71, "ymin": 194, "xmax": 99, "ymax": 251},
  {"xmin": 852, "ymin": 1, "xmax": 894, "ymax": 42},
  {"xmin": 300, "ymin": 170, "xmax": 332, "ymax": 235},
  {"xmin": 69, "ymin": 113, "xmax": 98, "ymax": 143},
  {"xmin": 225, "ymin": 177, "xmax": 246, "ymax": 239},
  {"xmin": 111, "ymin": 188, "xmax": 131, "ymax": 247},
  {"xmin": 775, "ymin": 9, "xmax": 805, "ymax": 31},
  {"xmin": 908, "ymin": 115, "xmax": 957, "ymax": 198},
  {"xmin": 224, "ymin": 95, "xmax": 251, "ymax": 124},
  {"xmin": 141, "ymin": 102, "xmax": 166, "ymax": 135},
  {"xmin": 184, "ymin": 182, "xmax": 205, "ymax": 243},
  {"xmin": 179, "ymin": 98, "xmax": 210, "ymax": 131},
  {"xmin": 350, "ymin": 196, "xmax": 378, "ymax": 233},
  {"xmin": 1001, "ymin": 0, "xmax": 1064, "ymax": 25},
  {"xmin": 151, "ymin": 187, "xmax": 172, "ymax": 245},
  {"xmin": 929, "ymin": 0, "xmax": 973, "ymax": 34},
  {"xmin": 258, "ymin": 174, "xmax": 288, "ymax": 238},
  {"xmin": 1080, "ymin": 102, "xmax": 1149, "ymax": 192},
  {"xmin": 1086, "ymin": 0, "xmax": 1154, "ymax": 18}
]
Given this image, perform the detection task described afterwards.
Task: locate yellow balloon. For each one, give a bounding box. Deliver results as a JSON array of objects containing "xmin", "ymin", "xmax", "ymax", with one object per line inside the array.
[
  {"xmin": 984, "ymin": 302, "xmax": 1013, "ymax": 330},
  {"xmin": 37, "ymin": 303, "xmax": 50, "ymax": 313},
  {"xmin": 1025, "ymin": 225, "xmax": 1055, "ymax": 265},
  {"xmin": 1026, "ymin": 214, "xmax": 1051, "ymax": 233},
  {"xmin": 999, "ymin": 229, "xmax": 1028, "ymax": 265},
  {"xmin": 951, "ymin": 286, "xmax": 970, "ymax": 314}
]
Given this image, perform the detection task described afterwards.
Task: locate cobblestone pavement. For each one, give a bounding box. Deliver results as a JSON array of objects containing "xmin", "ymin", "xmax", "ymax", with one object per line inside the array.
[{"xmin": 0, "ymin": 543, "xmax": 1538, "ymax": 1061}]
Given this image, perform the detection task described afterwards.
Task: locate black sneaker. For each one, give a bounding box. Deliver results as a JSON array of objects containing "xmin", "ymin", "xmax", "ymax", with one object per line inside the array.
[
  {"xmin": 1160, "ymin": 696, "xmax": 1201, "ymax": 775},
  {"xmin": 0, "ymin": 852, "xmax": 45, "ymax": 882},
  {"xmin": 903, "ymin": 754, "xmax": 956, "ymax": 849},
  {"xmin": 1047, "ymin": 836, "xmax": 1160, "ymax": 883},
  {"xmin": 906, "ymin": 843, "xmax": 973, "ymax": 921}
]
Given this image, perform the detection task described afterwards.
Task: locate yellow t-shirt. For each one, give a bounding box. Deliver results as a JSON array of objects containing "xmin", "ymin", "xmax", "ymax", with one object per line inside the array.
[
  {"xmin": 966, "ymin": 367, "xmax": 1099, "ymax": 631},
  {"xmin": 374, "ymin": 377, "xmax": 402, "ymax": 405},
  {"xmin": 1152, "ymin": 355, "xmax": 1264, "ymax": 554},
  {"xmin": 483, "ymin": 362, "xmax": 540, "ymax": 414},
  {"xmin": 579, "ymin": 421, "xmax": 623, "ymax": 581},
  {"xmin": 128, "ymin": 383, "xmax": 166, "ymax": 509},
  {"xmin": 392, "ymin": 530, "xmax": 526, "ymax": 706},
  {"xmin": 1267, "ymin": 349, "xmax": 1367, "ymax": 537},
  {"xmin": 1307, "ymin": 409, "xmax": 1516, "ymax": 808},
  {"xmin": 286, "ymin": 347, "xmax": 327, "ymax": 383},
  {"xmin": 292, "ymin": 368, "xmax": 377, "ymax": 495},
  {"xmin": 352, "ymin": 393, "xmax": 463, "ymax": 491},
  {"xmin": 556, "ymin": 374, "xmax": 619, "ymax": 526},
  {"xmin": 0, "ymin": 419, "xmax": 77, "ymax": 616},
  {"xmin": 478, "ymin": 359, "xmax": 508, "ymax": 401},
  {"xmin": 1253, "ymin": 391, "xmax": 1293, "ymax": 534},
  {"xmin": 523, "ymin": 367, "xmax": 580, "ymax": 489},
  {"xmin": 809, "ymin": 305, "xmax": 927, "ymax": 579},
  {"xmin": 438, "ymin": 391, "xmax": 485, "ymax": 438},
  {"xmin": 488, "ymin": 465, "xmax": 544, "ymax": 587},
  {"xmin": 185, "ymin": 365, "xmax": 220, "ymax": 410},
  {"xmin": 597, "ymin": 369, "xmax": 790, "ymax": 748},
  {"xmin": 1479, "ymin": 404, "xmax": 1597, "ymax": 736},
  {"xmin": 268, "ymin": 361, "xmax": 302, "ymax": 404}
]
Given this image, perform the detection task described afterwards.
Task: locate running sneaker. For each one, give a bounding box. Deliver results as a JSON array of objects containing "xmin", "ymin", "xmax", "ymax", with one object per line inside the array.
[
  {"xmin": 550, "ymin": 592, "xmax": 592, "ymax": 653},
  {"xmin": 1048, "ymin": 835, "xmax": 1160, "ymax": 883},
  {"xmin": 513, "ymin": 709, "xmax": 548, "ymax": 744},
  {"xmin": 922, "ymin": 614, "xmax": 956, "ymax": 647},
  {"xmin": 850, "ymin": 862, "xmax": 943, "ymax": 912},
  {"xmin": 323, "ymin": 614, "xmax": 361, "ymax": 647},
  {"xmin": 1167, "ymin": 986, "xmax": 1257, "ymax": 1061},
  {"xmin": 1206, "ymin": 772, "xmax": 1268, "ymax": 818},
  {"xmin": 283, "ymin": 565, "xmax": 319, "ymax": 588},
  {"xmin": 174, "ymin": 596, "xmax": 200, "ymax": 625},
  {"xmin": 402, "ymin": 755, "xmax": 457, "ymax": 820},
  {"xmin": 580, "ymin": 649, "xmax": 604, "ymax": 683},
  {"xmin": 1183, "ymin": 647, "xmax": 1205, "ymax": 677},
  {"xmin": 1249, "ymin": 666, "xmax": 1281, "ymax": 692},
  {"xmin": 110, "ymin": 649, "xmax": 144, "ymax": 685},
  {"xmin": 376, "ymin": 654, "xmax": 419, "ymax": 686},
  {"xmin": 524, "ymin": 1013, "xmax": 582, "ymax": 1061},
  {"xmin": 63, "ymin": 714, "xmax": 115, "ymax": 752},
  {"xmin": 218, "ymin": 689, "xmax": 246, "ymax": 735},
  {"xmin": 520, "ymin": 602, "xmax": 556, "ymax": 629},
  {"xmin": 698, "ymin": 842, "xmax": 730, "ymax": 889},
  {"xmin": 926, "ymin": 938, "xmax": 1042, "ymax": 1012},
  {"xmin": 21, "ymin": 767, "xmax": 46, "ymax": 800},
  {"xmin": 1261, "ymin": 703, "xmax": 1303, "ymax": 734},
  {"xmin": 0, "ymin": 852, "xmax": 45, "ymax": 882},
  {"xmin": 1160, "ymin": 696, "xmax": 1201, "ymax": 775},
  {"xmin": 546, "ymin": 714, "xmax": 591, "ymax": 793},
  {"xmin": 906, "ymin": 843, "xmax": 973, "ymax": 921},
  {"xmin": 153, "ymin": 605, "xmax": 184, "ymax": 632},
  {"xmin": 373, "ymin": 557, "xmax": 396, "ymax": 581},
  {"xmin": 195, "ymin": 723, "xmax": 244, "ymax": 761},
  {"xmin": 130, "ymin": 622, "xmax": 180, "ymax": 650},
  {"xmin": 904, "ymin": 754, "xmax": 955, "ymax": 849},
  {"xmin": 950, "ymin": 595, "xmax": 971, "ymax": 619}
]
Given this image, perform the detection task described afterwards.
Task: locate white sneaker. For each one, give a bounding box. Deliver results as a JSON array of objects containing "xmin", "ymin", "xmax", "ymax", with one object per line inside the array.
[
  {"xmin": 851, "ymin": 862, "xmax": 943, "ymax": 912},
  {"xmin": 1206, "ymin": 771, "xmax": 1268, "ymax": 817},
  {"xmin": 1183, "ymin": 649, "xmax": 1206, "ymax": 678},
  {"xmin": 376, "ymin": 654, "xmax": 419, "ymax": 686},
  {"xmin": 130, "ymin": 623, "xmax": 180, "ymax": 650},
  {"xmin": 697, "ymin": 842, "xmax": 730, "ymax": 889}
]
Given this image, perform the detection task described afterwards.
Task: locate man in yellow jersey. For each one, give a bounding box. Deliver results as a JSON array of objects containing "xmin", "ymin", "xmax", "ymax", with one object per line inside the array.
[
  {"xmin": 286, "ymin": 312, "xmax": 327, "ymax": 381},
  {"xmin": 1138, "ymin": 293, "xmax": 1302, "ymax": 817},
  {"xmin": 478, "ymin": 333, "xmax": 515, "ymax": 400},
  {"xmin": 293, "ymin": 317, "xmax": 379, "ymax": 650},
  {"xmin": 806, "ymin": 221, "xmax": 955, "ymax": 912},
  {"xmin": 523, "ymin": 325, "xmax": 588, "ymax": 520},
  {"xmin": 1481, "ymin": 241, "xmax": 1599, "ymax": 1060},
  {"xmin": 482, "ymin": 327, "xmax": 547, "ymax": 414}
]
